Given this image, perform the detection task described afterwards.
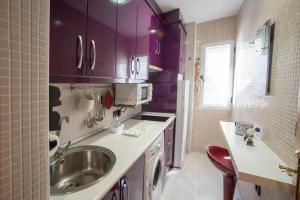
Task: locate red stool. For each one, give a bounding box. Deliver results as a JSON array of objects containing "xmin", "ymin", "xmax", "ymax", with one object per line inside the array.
[{"xmin": 206, "ymin": 145, "xmax": 236, "ymax": 200}]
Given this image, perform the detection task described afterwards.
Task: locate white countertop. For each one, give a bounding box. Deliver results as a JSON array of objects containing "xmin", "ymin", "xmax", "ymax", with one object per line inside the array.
[
  {"xmin": 220, "ymin": 121, "xmax": 295, "ymax": 194},
  {"xmin": 50, "ymin": 112, "xmax": 176, "ymax": 200}
]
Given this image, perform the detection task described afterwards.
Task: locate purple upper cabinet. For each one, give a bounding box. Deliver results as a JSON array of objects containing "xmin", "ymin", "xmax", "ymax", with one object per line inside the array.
[
  {"xmin": 85, "ymin": 0, "xmax": 117, "ymax": 78},
  {"xmin": 160, "ymin": 9, "xmax": 187, "ymax": 75},
  {"xmin": 135, "ymin": 0, "xmax": 152, "ymax": 80},
  {"xmin": 149, "ymin": 16, "xmax": 165, "ymax": 69},
  {"xmin": 50, "ymin": 0, "xmax": 87, "ymax": 80},
  {"xmin": 116, "ymin": 0, "xmax": 138, "ymax": 79}
]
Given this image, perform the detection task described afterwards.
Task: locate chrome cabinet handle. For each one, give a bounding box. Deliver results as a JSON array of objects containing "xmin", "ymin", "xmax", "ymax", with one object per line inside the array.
[
  {"xmin": 90, "ymin": 40, "xmax": 96, "ymax": 70},
  {"xmin": 136, "ymin": 58, "xmax": 140, "ymax": 75},
  {"xmin": 120, "ymin": 177, "xmax": 129, "ymax": 200},
  {"xmin": 112, "ymin": 190, "xmax": 118, "ymax": 200},
  {"xmin": 158, "ymin": 41, "xmax": 161, "ymax": 55},
  {"xmin": 130, "ymin": 57, "xmax": 135, "ymax": 75},
  {"xmin": 155, "ymin": 40, "xmax": 159, "ymax": 54},
  {"xmin": 76, "ymin": 35, "xmax": 83, "ymax": 69}
]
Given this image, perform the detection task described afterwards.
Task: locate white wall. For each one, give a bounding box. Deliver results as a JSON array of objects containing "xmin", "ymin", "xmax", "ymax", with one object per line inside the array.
[{"xmin": 51, "ymin": 84, "xmax": 142, "ymax": 144}]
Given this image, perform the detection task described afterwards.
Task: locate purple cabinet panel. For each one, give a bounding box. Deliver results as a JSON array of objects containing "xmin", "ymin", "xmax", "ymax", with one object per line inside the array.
[
  {"xmin": 116, "ymin": 0, "xmax": 138, "ymax": 79},
  {"xmin": 116, "ymin": 0, "xmax": 151, "ymax": 80},
  {"xmin": 159, "ymin": 9, "xmax": 187, "ymax": 74},
  {"xmin": 122, "ymin": 155, "xmax": 145, "ymax": 200},
  {"xmin": 143, "ymin": 70, "xmax": 178, "ymax": 113},
  {"xmin": 50, "ymin": 0, "xmax": 157, "ymax": 83},
  {"xmin": 164, "ymin": 121, "xmax": 174, "ymax": 167},
  {"xmin": 50, "ymin": 0, "xmax": 87, "ymax": 78},
  {"xmin": 143, "ymin": 9, "xmax": 186, "ymax": 113},
  {"xmin": 149, "ymin": 16, "xmax": 165, "ymax": 69},
  {"xmin": 135, "ymin": 0, "xmax": 152, "ymax": 80},
  {"xmin": 86, "ymin": 0, "xmax": 117, "ymax": 78}
]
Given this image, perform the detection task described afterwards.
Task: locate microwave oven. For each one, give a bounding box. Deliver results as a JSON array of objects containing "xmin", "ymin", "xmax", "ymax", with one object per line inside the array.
[{"xmin": 115, "ymin": 83, "xmax": 153, "ymax": 106}]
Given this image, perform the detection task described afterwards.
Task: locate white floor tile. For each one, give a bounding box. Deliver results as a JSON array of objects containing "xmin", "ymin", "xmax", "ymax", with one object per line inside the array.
[{"xmin": 161, "ymin": 152, "xmax": 224, "ymax": 200}]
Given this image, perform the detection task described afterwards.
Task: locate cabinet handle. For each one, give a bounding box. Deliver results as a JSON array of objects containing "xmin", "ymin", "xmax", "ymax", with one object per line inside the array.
[
  {"xmin": 130, "ymin": 57, "xmax": 135, "ymax": 75},
  {"xmin": 155, "ymin": 40, "xmax": 159, "ymax": 54},
  {"xmin": 76, "ymin": 35, "xmax": 83, "ymax": 69},
  {"xmin": 90, "ymin": 40, "xmax": 96, "ymax": 70},
  {"xmin": 112, "ymin": 191, "xmax": 118, "ymax": 200},
  {"xmin": 136, "ymin": 58, "xmax": 140, "ymax": 75},
  {"xmin": 158, "ymin": 41, "xmax": 161, "ymax": 55},
  {"xmin": 121, "ymin": 177, "xmax": 129, "ymax": 200}
]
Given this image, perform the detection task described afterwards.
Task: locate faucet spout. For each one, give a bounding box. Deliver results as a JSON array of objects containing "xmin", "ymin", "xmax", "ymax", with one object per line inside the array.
[{"xmin": 56, "ymin": 140, "xmax": 71, "ymax": 164}]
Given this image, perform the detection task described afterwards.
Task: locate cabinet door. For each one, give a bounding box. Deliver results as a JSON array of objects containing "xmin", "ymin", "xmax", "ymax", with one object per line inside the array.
[
  {"xmin": 165, "ymin": 121, "xmax": 174, "ymax": 167},
  {"xmin": 86, "ymin": 0, "xmax": 117, "ymax": 78},
  {"xmin": 116, "ymin": 0, "xmax": 138, "ymax": 79},
  {"xmin": 149, "ymin": 16, "xmax": 163, "ymax": 68},
  {"xmin": 121, "ymin": 155, "xmax": 144, "ymax": 200},
  {"xmin": 50, "ymin": 0, "xmax": 87, "ymax": 78},
  {"xmin": 102, "ymin": 188, "xmax": 120, "ymax": 200},
  {"xmin": 135, "ymin": 0, "xmax": 152, "ymax": 80}
]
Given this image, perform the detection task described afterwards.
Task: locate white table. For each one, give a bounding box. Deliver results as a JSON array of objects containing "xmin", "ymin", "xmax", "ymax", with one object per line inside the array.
[{"xmin": 220, "ymin": 121, "xmax": 295, "ymax": 194}]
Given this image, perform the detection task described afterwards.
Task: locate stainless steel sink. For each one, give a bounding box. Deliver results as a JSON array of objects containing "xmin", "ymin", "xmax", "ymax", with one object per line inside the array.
[{"xmin": 50, "ymin": 145, "xmax": 116, "ymax": 195}]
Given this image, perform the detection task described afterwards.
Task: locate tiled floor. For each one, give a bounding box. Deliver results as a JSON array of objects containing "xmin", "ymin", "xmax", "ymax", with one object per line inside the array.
[{"xmin": 161, "ymin": 152, "xmax": 240, "ymax": 200}]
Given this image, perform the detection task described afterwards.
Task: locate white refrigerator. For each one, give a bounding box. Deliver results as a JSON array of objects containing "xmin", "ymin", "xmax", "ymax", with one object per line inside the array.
[{"xmin": 173, "ymin": 77, "xmax": 190, "ymax": 168}]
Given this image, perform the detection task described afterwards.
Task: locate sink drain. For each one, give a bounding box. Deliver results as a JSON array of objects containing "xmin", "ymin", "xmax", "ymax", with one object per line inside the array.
[{"xmin": 65, "ymin": 181, "xmax": 81, "ymax": 189}]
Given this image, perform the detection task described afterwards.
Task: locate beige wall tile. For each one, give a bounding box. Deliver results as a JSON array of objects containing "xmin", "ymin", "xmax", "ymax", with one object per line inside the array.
[
  {"xmin": 232, "ymin": 0, "xmax": 300, "ymax": 199},
  {"xmin": 191, "ymin": 16, "xmax": 237, "ymax": 153},
  {"xmin": 0, "ymin": 0, "xmax": 49, "ymax": 199}
]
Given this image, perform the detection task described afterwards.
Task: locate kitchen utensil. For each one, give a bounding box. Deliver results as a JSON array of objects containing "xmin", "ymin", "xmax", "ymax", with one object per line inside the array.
[
  {"xmin": 104, "ymin": 89, "xmax": 113, "ymax": 109},
  {"xmin": 94, "ymin": 93, "xmax": 103, "ymax": 121},
  {"xmin": 101, "ymin": 95, "xmax": 105, "ymax": 117},
  {"xmin": 78, "ymin": 93, "xmax": 94, "ymax": 112}
]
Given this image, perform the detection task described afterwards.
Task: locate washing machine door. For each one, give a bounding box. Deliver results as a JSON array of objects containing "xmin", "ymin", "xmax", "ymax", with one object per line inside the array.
[{"xmin": 149, "ymin": 153, "xmax": 163, "ymax": 200}]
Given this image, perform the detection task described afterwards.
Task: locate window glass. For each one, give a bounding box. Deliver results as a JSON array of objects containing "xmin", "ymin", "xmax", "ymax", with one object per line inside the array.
[{"xmin": 201, "ymin": 43, "xmax": 233, "ymax": 107}]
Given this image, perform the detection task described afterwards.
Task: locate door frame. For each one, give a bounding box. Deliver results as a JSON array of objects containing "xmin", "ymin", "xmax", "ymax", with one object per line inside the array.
[{"xmin": 295, "ymin": 79, "xmax": 300, "ymax": 199}]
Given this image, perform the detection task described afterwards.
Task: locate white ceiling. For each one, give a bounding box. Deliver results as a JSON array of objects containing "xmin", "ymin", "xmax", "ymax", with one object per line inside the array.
[{"xmin": 156, "ymin": 0, "xmax": 244, "ymax": 23}]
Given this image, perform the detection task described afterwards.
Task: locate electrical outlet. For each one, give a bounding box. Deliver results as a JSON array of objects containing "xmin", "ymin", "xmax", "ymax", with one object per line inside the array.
[{"xmin": 113, "ymin": 109, "xmax": 121, "ymax": 117}]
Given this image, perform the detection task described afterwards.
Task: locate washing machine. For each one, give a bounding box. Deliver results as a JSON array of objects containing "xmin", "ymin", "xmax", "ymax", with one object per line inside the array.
[{"xmin": 144, "ymin": 133, "xmax": 164, "ymax": 200}]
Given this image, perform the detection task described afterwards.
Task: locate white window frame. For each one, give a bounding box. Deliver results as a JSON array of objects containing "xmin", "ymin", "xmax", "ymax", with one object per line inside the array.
[{"xmin": 199, "ymin": 40, "xmax": 235, "ymax": 110}]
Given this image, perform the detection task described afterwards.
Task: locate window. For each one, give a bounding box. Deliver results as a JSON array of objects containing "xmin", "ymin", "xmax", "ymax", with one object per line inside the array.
[{"xmin": 200, "ymin": 42, "xmax": 234, "ymax": 108}]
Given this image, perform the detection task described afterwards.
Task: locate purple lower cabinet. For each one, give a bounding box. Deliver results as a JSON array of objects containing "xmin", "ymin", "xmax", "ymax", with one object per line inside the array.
[
  {"xmin": 102, "ymin": 155, "xmax": 144, "ymax": 200},
  {"xmin": 50, "ymin": 0, "xmax": 87, "ymax": 80},
  {"xmin": 102, "ymin": 184, "xmax": 120, "ymax": 200},
  {"xmin": 120, "ymin": 155, "xmax": 145, "ymax": 200},
  {"xmin": 85, "ymin": 0, "xmax": 117, "ymax": 78},
  {"xmin": 164, "ymin": 121, "xmax": 175, "ymax": 168}
]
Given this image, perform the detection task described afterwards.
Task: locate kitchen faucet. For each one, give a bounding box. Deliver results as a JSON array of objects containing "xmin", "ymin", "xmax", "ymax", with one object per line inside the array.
[
  {"xmin": 54, "ymin": 140, "xmax": 71, "ymax": 164},
  {"xmin": 52, "ymin": 116, "xmax": 71, "ymax": 164}
]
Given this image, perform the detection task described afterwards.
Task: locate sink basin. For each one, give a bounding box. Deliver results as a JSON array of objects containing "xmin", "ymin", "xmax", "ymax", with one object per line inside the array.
[
  {"xmin": 132, "ymin": 114, "xmax": 169, "ymax": 122},
  {"xmin": 50, "ymin": 145, "xmax": 116, "ymax": 195}
]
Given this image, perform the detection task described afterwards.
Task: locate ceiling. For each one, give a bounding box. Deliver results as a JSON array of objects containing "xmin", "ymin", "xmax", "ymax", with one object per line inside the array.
[{"xmin": 156, "ymin": 0, "xmax": 244, "ymax": 23}]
